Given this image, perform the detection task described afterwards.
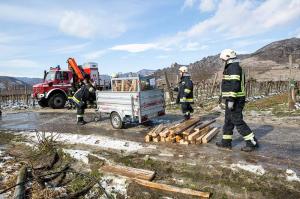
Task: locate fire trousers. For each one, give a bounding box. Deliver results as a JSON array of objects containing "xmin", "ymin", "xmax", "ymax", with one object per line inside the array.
[
  {"xmin": 223, "ymin": 98, "xmax": 253, "ymax": 141},
  {"xmin": 181, "ymin": 103, "xmax": 193, "ymax": 116}
]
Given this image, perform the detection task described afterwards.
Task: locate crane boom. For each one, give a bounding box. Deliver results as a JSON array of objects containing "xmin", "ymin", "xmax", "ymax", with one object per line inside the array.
[{"xmin": 67, "ymin": 57, "xmax": 85, "ymax": 80}]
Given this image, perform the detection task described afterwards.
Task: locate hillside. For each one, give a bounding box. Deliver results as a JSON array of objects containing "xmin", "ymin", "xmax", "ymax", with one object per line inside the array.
[
  {"xmin": 15, "ymin": 77, "xmax": 43, "ymax": 86},
  {"xmin": 0, "ymin": 76, "xmax": 29, "ymax": 90},
  {"xmin": 155, "ymin": 37, "xmax": 300, "ymax": 85}
]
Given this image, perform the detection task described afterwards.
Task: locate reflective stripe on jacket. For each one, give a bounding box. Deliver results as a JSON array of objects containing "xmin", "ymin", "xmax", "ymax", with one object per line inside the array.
[{"xmin": 221, "ymin": 61, "xmax": 245, "ymax": 99}]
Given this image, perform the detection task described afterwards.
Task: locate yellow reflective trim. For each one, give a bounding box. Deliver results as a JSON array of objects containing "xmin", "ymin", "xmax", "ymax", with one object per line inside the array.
[
  {"xmin": 223, "ymin": 135, "xmax": 233, "ymax": 139},
  {"xmin": 222, "ymin": 91, "xmax": 245, "ymax": 98},
  {"xmin": 243, "ymin": 132, "xmax": 254, "ymax": 140},
  {"xmin": 72, "ymin": 96, "xmax": 80, "ymax": 104},
  {"xmin": 223, "ymin": 75, "xmax": 240, "ymax": 81},
  {"xmin": 184, "ymin": 88, "xmax": 191, "ymax": 93},
  {"xmin": 180, "ymin": 98, "xmax": 194, "ymax": 102}
]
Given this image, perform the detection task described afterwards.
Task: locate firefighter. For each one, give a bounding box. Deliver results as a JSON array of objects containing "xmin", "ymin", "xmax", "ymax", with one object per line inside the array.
[
  {"xmin": 174, "ymin": 66, "xmax": 194, "ymax": 120},
  {"xmin": 72, "ymin": 74, "xmax": 95, "ymax": 125},
  {"xmin": 216, "ymin": 49, "xmax": 259, "ymax": 152}
]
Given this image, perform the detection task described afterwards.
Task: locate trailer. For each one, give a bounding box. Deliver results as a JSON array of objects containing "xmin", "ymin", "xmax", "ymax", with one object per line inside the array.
[{"xmin": 96, "ymin": 76, "xmax": 165, "ymax": 129}]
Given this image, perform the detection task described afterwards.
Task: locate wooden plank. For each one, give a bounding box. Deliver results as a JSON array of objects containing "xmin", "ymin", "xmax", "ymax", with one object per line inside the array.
[
  {"xmin": 172, "ymin": 117, "xmax": 201, "ymax": 135},
  {"xmin": 101, "ymin": 165, "xmax": 155, "ymax": 181},
  {"xmin": 134, "ymin": 178, "xmax": 210, "ymax": 198},
  {"xmin": 194, "ymin": 120, "xmax": 216, "ymax": 131},
  {"xmin": 179, "ymin": 140, "xmax": 189, "ymax": 145},
  {"xmin": 13, "ymin": 166, "xmax": 27, "ymax": 199},
  {"xmin": 202, "ymin": 128, "xmax": 219, "ymax": 144},
  {"xmin": 183, "ymin": 122, "xmax": 202, "ymax": 135},
  {"xmin": 187, "ymin": 129, "xmax": 200, "ymax": 141},
  {"xmin": 196, "ymin": 126, "xmax": 213, "ymax": 144}
]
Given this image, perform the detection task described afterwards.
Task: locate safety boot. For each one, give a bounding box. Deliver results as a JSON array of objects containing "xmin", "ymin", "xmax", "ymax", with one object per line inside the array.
[
  {"xmin": 184, "ymin": 113, "xmax": 191, "ymax": 120},
  {"xmin": 216, "ymin": 139, "xmax": 232, "ymax": 149},
  {"xmin": 77, "ymin": 117, "xmax": 87, "ymax": 125},
  {"xmin": 241, "ymin": 137, "xmax": 259, "ymax": 152}
]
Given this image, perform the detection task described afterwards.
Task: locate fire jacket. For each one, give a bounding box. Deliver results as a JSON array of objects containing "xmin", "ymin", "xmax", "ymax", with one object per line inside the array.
[
  {"xmin": 221, "ymin": 60, "xmax": 246, "ymax": 101},
  {"xmin": 176, "ymin": 74, "xmax": 194, "ymax": 104},
  {"xmin": 72, "ymin": 84, "xmax": 94, "ymax": 107}
]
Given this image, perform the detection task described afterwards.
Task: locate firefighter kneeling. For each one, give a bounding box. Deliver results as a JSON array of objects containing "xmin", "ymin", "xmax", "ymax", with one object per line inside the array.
[
  {"xmin": 71, "ymin": 74, "xmax": 95, "ymax": 125},
  {"xmin": 216, "ymin": 49, "xmax": 259, "ymax": 152},
  {"xmin": 174, "ymin": 66, "xmax": 194, "ymax": 120}
]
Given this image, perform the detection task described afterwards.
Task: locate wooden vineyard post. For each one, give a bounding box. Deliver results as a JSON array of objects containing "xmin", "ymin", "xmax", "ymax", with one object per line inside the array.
[
  {"xmin": 164, "ymin": 70, "xmax": 174, "ymax": 103},
  {"xmin": 288, "ymin": 55, "xmax": 296, "ymax": 110}
]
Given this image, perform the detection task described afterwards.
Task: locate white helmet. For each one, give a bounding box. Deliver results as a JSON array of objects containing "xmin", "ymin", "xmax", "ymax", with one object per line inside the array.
[
  {"xmin": 220, "ymin": 49, "xmax": 237, "ymax": 61},
  {"xmin": 179, "ymin": 66, "xmax": 188, "ymax": 73},
  {"xmin": 111, "ymin": 73, "xmax": 118, "ymax": 78}
]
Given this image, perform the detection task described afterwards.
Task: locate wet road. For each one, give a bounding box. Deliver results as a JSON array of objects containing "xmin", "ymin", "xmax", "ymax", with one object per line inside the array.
[{"xmin": 0, "ymin": 110, "xmax": 299, "ymax": 173}]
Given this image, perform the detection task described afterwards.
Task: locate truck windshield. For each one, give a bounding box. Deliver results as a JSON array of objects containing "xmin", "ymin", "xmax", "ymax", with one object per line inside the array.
[{"xmin": 45, "ymin": 71, "xmax": 56, "ymax": 81}]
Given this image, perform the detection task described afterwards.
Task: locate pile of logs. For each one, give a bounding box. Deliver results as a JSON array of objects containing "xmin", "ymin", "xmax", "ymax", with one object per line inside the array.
[
  {"xmin": 145, "ymin": 117, "xmax": 219, "ymax": 145},
  {"xmin": 112, "ymin": 79, "xmax": 138, "ymax": 92}
]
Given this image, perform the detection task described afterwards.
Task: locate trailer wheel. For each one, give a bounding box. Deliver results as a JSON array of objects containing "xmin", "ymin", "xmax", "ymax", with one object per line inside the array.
[
  {"xmin": 48, "ymin": 93, "xmax": 66, "ymax": 109},
  {"xmin": 110, "ymin": 112, "xmax": 124, "ymax": 129},
  {"xmin": 38, "ymin": 98, "xmax": 48, "ymax": 108}
]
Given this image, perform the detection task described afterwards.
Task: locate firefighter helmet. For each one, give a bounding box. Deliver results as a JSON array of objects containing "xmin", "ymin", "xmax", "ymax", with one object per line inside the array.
[
  {"xmin": 179, "ymin": 66, "xmax": 188, "ymax": 73},
  {"xmin": 111, "ymin": 73, "xmax": 118, "ymax": 78},
  {"xmin": 220, "ymin": 49, "xmax": 237, "ymax": 61}
]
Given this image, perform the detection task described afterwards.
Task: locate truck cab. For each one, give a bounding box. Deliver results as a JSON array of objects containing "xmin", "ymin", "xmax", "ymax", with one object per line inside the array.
[
  {"xmin": 32, "ymin": 67, "xmax": 73, "ymax": 108},
  {"xmin": 32, "ymin": 59, "xmax": 101, "ymax": 109}
]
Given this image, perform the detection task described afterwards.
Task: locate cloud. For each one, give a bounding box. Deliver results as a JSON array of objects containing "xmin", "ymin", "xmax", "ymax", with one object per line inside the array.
[
  {"xmin": 59, "ymin": 11, "xmax": 96, "ymax": 38},
  {"xmin": 84, "ymin": 50, "xmax": 107, "ymax": 60},
  {"xmin": 0, "ymin": 59, "xmax": 40, "ymax": 68},
  {"xmin": 199, "ymin": 0, "xmax": 216, "ymax": 12},
  {"xmin": 110, "ymin": 43, "xmax": 158, "ymax": 53},
  {"xmin": 181, "ymin": 42, "xmax": 208, "ymax": 51},
  {"xmin": 182, "ymin": 0, "xmax": 197, "ymax": 10},
  {"xmin": 0, "ymin": 3, "xmax": 127, "ymax": 39},
  {"xmin": 51, "ymin": 42, "xmax": 90, "ymax": 54}
]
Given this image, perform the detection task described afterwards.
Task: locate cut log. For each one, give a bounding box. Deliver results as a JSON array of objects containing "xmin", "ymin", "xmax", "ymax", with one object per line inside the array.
[
  {"xmin": 153, "ymin": 137, "xmax": 161, "ymax": 142},
  {"xmin": 101, "ymin": 164, "xmax": 155, "ymax": 181},
  {"xmin": 175, "ymin": 135, "xmax": 182, "ymax": 142},
  {"xmin": 145, "ymin": 135, "xmax": 152, "ymax": 143},
  {"xmin": 14, "ymin": 166, "xmax": 27, "ymax": 199},
  {"xmin": 159, "ymin": 128, "xmax": 170, "ymax": 137},
  {"xmin": 179, "ymin": 140, "xmax": 189, "ymax": 145},
  {"xmin": 134, "ymin": 178, "xmax": 210, "ymax": 198},
  {"xmin": 202, "ymin": 128, "xmax": 219, "ymax": 144},
  {"xmin": 187, "ymin": 129, "xmax": 200, "ymax": 141},
  {"xmin": 150, "ymin": 124, "xmax": 164, "ymax": 137}
]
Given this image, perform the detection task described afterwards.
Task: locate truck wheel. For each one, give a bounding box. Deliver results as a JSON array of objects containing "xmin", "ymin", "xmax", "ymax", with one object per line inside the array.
[
  {"xmin": 110, "ymin": 112, "xmax": 124, "ymax": 129},
  {"xmin": 48, "ymin": 93, "xmax": 66, "ymax": 109},
  {"xmin": 38, "ymin": 98, "xmax": 48, "ymax": 108}
]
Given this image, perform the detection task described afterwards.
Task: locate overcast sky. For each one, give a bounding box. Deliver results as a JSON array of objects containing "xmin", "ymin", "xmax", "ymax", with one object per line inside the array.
[{"xmin": 0, "ymin": 0, "xmax": 300, "ymax": 78}]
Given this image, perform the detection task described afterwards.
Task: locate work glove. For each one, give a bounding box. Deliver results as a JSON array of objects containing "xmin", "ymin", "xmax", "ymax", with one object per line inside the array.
[{"xmin": 227, "ymin": 101, "xmax": 234, "ymax": 110}]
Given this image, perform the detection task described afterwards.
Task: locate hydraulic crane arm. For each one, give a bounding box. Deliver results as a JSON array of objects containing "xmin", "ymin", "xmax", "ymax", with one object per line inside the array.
[{"xmin": 67, "ymin": 58, "xmax": 85, "ymax": 80}]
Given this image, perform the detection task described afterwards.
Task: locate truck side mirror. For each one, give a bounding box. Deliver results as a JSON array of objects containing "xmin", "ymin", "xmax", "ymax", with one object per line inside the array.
[{"xmin": 43, "ymin": 70, "xmax": 47, "ymax": 81}]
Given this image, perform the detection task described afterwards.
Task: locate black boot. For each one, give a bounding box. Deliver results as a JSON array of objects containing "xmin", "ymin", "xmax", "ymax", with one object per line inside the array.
[
  {"xmin": 241, "ymin": 137, "xmax": 259, "ymax": 152},
  {"xmin": 77, "ymin": 117, "xmax": 87, "ymax": 125},
  {"xmin": 184, "ymin": 113, "xmax": 191, "ymax": 120},
  {"xmin": 216, "ymin": 139, "xmax": 232, "ymax": 149}
]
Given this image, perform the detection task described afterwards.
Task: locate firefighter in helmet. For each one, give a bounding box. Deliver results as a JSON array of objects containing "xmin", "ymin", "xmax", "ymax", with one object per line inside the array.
[
  {"xmin": 216, "ymin": 49, "xmax": 259, "ymax": 152},
  {"xmin": 174, "ymin": 66, "xmax": 194, "ymax": 120},
  {"xmin": 72, "ymin": 74, "xmax": 95, "ymax": 125}
]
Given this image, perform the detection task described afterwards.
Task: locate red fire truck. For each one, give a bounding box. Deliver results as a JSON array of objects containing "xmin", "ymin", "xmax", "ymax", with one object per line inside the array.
[{"xmin": 32, "ymin": 58, "xmax": 101, "ymax": 109}]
